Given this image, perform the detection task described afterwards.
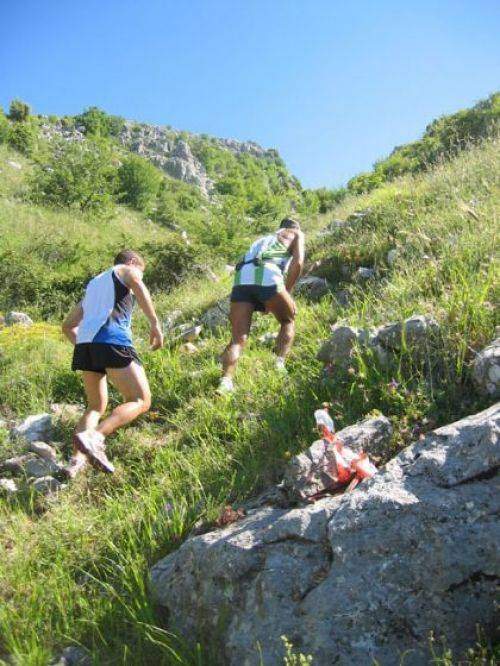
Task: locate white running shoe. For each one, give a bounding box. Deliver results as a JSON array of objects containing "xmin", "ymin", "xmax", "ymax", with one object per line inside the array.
[
  {"xmin": 275, "ymin": 357, "xmax": 287, "ymax": 373},
  {"xmin": 74, "ymin": 430, "xmax": 115, "ymax": 474},
  {"xmin": 217, "ymin": 376, "xmax": 234, "ymax": 395}
]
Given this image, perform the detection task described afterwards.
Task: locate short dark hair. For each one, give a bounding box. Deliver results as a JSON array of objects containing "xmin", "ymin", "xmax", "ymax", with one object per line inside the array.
[
  {"xmin": 113, "ymin": 249, "xmax": 145, "ymax": 266},
  {"xmin": 281, "ymin": 217, "xmax": 301, "ymax": 230}
]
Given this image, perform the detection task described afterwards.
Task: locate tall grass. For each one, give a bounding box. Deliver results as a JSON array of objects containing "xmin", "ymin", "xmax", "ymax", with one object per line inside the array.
[{"xmin": 0, "ymin": 139, "xmax": 498, "ymax": 664}]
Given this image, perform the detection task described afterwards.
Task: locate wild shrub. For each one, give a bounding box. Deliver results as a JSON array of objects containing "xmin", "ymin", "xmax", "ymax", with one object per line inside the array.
[
  {"xmin": 74, "ymin": 106, "xmax": 124, "ymax": 137},
  {"xmin": 142, "ymin": 239, "xmax": 197, "ymax": 291},
  {"xmin": 29, "ymin": 138, "xmax": 117, "ymax": 215},
  {"xmin": 8, "ymin": 120, "xmax": 38, "ymax": 156},
  {"xmin": 117, "ymin": 155, "xmax": 163, "ymax": 211},
  {"xmin": 8, "ymin": 98, "xmax": 31, "ymax": 122}
]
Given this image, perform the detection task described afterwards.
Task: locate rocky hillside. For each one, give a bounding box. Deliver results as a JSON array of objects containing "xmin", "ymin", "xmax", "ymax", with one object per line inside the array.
[
  {"xmin": 40, "ymin": 114, "xmax": 289, "ymax": 198},
  {"xmin": 0, "ymin": 97, "xmax": 498, "ymax": 664}
]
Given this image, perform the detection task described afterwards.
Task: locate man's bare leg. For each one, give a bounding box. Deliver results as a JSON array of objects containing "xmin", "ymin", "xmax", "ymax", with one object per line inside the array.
[
  {"xmin": 97, "ymin": 362, "xmax": 151, "ymax": 436},
  {"xmin": 220, "ymin": 302, "xmax": 255, "ymax": 384},
  {"xmin": 265, "ymin": 290, "xmax": 296, "ymax": 366},
  {"xmin": 66, "ymin": 372, "xmax": 108, "ymax": 478}
]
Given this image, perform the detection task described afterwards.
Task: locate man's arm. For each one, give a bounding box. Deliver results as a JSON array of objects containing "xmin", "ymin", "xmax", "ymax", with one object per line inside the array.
[
  {"xmin": 285, "ymin": 230, "xmax": 305, "ymax": 293},
  {"xmin": 62, "ymin": 302, "xmax": 83, "ymax": 345},
  {"xmin": 121, "ymin": 267, "xmax": 164, "ymax": 350}
]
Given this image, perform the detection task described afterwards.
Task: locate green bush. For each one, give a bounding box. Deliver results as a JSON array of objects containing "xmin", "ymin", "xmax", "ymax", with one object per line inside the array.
[
  {"xmin": 8, "ymin": 98, "xmax": 31, "ymax": 122},
  {"xmin": 117, "ymin": 155, "xmax": 163, "ymax": 211},
  {"xmin": 29, "ymin": 138, "xmax": 117, "ymax": 215},
  {"xmin": 74, "ymin": 106, "xmax": 124, "ymax": 137},
  {"xmin": 8, "ymin": 120, "xmax": 38, "ymax": 156},
  {"xmin": 143, "ymin": 239, "xmax": 197, "ymax": 291}
]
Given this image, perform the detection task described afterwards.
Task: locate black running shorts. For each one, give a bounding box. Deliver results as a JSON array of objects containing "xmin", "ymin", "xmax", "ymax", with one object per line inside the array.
[
  {"xmin": 72, "ymin": 343, "xmax": 142, "ymax": 374},
  {"xmin": 230, "ymin": 284, "xmax": 280, "ymax": 312}
]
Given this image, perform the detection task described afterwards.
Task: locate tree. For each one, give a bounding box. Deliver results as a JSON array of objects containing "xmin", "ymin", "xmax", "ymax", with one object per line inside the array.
[
  {"xmin": 117, "ymin": 155, "xmax": 163, "ymax": 210},
  {"xmin": 29, "ymin": 138, "xmax": 117, "ymax": 215},
  {"xmin": 8, "ymin": 99, "xmax": 31, "ymax": 122}
]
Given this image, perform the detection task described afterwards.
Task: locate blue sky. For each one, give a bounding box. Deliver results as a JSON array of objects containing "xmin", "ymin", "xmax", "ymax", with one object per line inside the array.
[{"xmin": 1, "ymin": 1, "xmax": 499, "ymax": 187}]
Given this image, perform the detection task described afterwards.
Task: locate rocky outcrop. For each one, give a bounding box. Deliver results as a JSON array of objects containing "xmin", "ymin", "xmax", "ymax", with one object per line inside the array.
[
  {"xmin": 150, "ymin": 404, "xmax": 499, "ymax": 665},
  {"xmin": 39, "ymin": 117, "xmax": 282, "ymax": 197},
  {"xmin": 473, "ymin": 337, "xmax": 500, "ymax": 399},
  {"xmin": 318, "ymin": 314, "xmax": 439, "ymax": 370}
]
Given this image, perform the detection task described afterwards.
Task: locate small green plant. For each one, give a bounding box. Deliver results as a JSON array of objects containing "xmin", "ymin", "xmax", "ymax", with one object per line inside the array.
[
  {"xmin": 8, "ymin": 98, "xmax": 31, "ymax": 122},
  {"xmin": 0, "ymin": 109, "xmax": 9, "ymax": 144}
]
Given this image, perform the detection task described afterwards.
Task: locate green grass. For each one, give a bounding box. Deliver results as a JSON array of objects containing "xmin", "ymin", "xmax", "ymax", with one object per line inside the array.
[{"xmin": 0, "ymin": 139, "xmax": 498, "ymax": 664}]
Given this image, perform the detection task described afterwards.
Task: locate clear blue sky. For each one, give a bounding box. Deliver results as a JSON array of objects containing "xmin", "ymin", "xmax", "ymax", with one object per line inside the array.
[{"xmin": 1, "ymin": 1, "xmax": 499, "ymax": 187}]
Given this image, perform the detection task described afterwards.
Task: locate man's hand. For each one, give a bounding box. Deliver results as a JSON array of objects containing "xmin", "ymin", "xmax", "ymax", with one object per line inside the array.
[{"xmin": 150, "ymin": 322, "xmax": 164, "ymax": 351}]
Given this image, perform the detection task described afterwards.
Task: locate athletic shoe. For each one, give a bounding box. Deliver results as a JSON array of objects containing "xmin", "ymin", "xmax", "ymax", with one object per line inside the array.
[
  {"xmin": 62, "ymin": 455, "xmax": 88, "ymax": 480},
  {"xmin": 217, "ymin": 376, "xmax": 234, "ymax": 395},
  {"xmin": 74, "ymin": 430, "xmax": 115, "ymax": 474},
  {"xmin": 275, "ymin": 357, "xmax": 287, "ymax": 373}
]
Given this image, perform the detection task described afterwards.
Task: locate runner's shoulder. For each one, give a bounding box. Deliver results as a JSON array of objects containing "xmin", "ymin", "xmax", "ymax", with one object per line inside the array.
[{"xmin": 114, "ymin": 264, "xmax": 144, "ymax": 288}]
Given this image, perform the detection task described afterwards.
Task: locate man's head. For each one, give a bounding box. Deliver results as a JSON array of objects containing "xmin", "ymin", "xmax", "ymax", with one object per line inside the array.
[
  {"xmin": 113, "ymin": 249, "xmax": 145, "ymax": 271},
  {"xmin": 280, "ymin": 217, "xmax": 301, "ymax": 231}
]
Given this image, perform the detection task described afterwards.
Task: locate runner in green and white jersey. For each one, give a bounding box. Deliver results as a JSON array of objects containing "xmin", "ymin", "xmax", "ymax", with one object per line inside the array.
[{"xmin": 218, "ymin": 218, "xmax": 305, "ymax": 394}]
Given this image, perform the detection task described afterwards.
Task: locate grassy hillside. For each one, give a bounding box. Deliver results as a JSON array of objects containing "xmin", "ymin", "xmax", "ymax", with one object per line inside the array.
[
  {"xmin": 0, "ymin": 117, "xmax": 498, "ymax": 662},
  {"xmin": 348, "ymin": 91, "xmax": 499, "ymax": 193}
]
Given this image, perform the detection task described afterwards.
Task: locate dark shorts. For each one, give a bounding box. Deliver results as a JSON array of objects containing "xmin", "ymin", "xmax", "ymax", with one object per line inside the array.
[
  {"xmin": 72, "ymin": 343, "xmax": 141, "ymax": 374},
  {"xmin": 230, "ymin": 284, "xmax": 280, "ymax": 312}
]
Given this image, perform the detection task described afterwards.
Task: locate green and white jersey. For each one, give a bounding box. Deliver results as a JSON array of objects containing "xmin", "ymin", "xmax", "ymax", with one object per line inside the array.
[{"xmin": 234, "ymin": 233, "xmax": 292, "ymax": 288}]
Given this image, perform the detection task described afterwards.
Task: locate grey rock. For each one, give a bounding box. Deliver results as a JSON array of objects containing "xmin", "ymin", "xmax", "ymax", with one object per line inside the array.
[
  {"xmin": 52, "ymin": 646, "xmax": 91, "ymax": 666},
  {"xmin": 150, "ymin": 404, "xmax": 500, "ymax": 665},
  {"xmin": 387, "ymin": 248, "xmax": 398, "ymax": 265},
  {"xmin": 333, "ymin": 289, "xmax": 350, "ymax": 308},
  {"xmin": 375, "ymin": 314, "xmax": 439, "ymax": 352},
  {"xmin": 31, "ymin": 476, "xmax": 67, "ymax": 495},
  {"xmin": 296, "ymin": 276, "xmax": 329, "ymax": 300},
  {"xmin": 25, "ymin": 455, "xmax": 60, "ymax": 479},
  {"xmin": 355, "ymin": 266, "xmax": 375, "ymax": 280},
  {"xmin": 318, "ymin": 315, "xmax": 440, "ymax": 370},
  {"xmin": 5, "ymin": 311, "xmax": 33, "ymax": 326},
  {"xmin": 0, "ymin": 478, "xmax": 18, "ymax": 494},
  {"xmin": 1, "ymin": 453, "xmax": 38, "ymax": 474},
  {"xmin": 29, "ymin": 441, "xmax": 58, "ymax": 462},
  {"xmin": 472, "ymin": 337, "xmax": 500, "ymax": 398},
  {"xmin": 11, "ymin": 413, "xmax": 52, "ymax": 442},
  {"xmin": 199, "ymin": 296, "xmax": 231, "ymax": 331},
  {"xmin": 317, "ymin": 324, "xmax": 364, "ymax": 369},
  {"xmin": 6, "ymin": 160, "xmax": 22, "ymax": 170},
  {"xmin": 282, "ymin": 415, "xmax": 392, "ymax": 500}
]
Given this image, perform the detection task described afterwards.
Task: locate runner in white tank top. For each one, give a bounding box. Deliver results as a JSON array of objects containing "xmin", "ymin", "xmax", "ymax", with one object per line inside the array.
[
  {"xmin": 218, "ymin": 218, "xmax": 305, "ymax": 393},
  {"xmin": 61, "ymin": 249, "xmax": 164, "ymax": 478}
]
